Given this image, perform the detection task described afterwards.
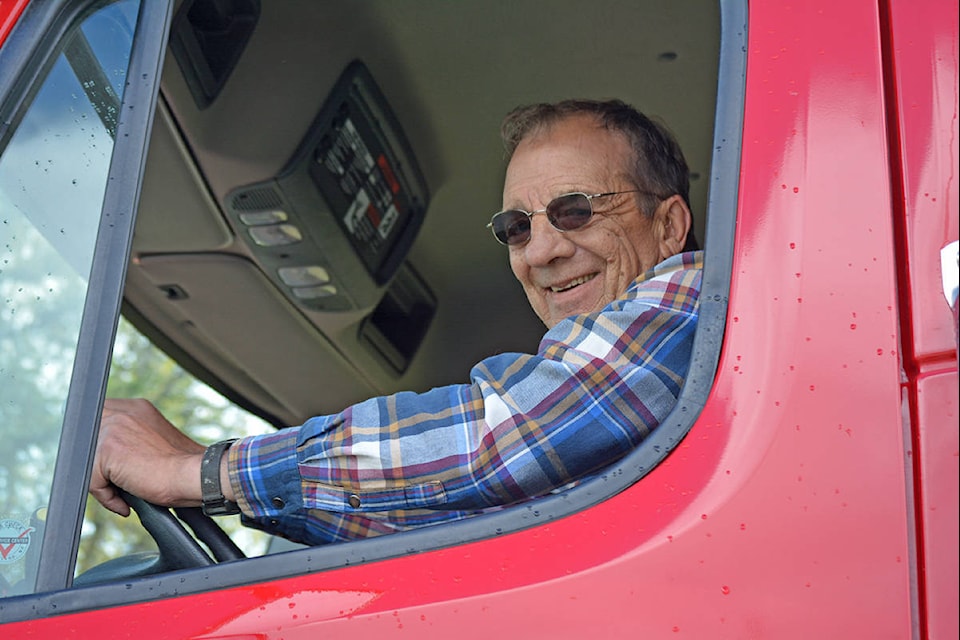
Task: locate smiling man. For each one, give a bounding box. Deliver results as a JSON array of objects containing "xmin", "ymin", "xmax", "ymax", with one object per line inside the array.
[
  {"xmin": 498, "ymin": 105, "xmax": 696, "ymax": 327},
  {"xmin": 91, "ymin": 99, "xmax": 704, "ymax": 545}
]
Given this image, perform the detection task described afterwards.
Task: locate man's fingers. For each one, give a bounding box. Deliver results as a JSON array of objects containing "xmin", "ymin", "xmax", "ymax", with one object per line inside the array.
[{"xmin": 89, "ymin": 484, "xmax": 131, "ymax": 517}]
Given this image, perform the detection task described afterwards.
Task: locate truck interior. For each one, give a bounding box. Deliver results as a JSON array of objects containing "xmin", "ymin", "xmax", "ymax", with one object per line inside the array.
[
  {"xmin": 0, "ymin": 0, "xmax": 742, "ymax": 592},
  {"xmin": 110, "ymin": 0, "xmax": 734, "ymax": 561},
  {"xmin": 127, "ymin": 0, "xmax": 722, "ymax": 427}
]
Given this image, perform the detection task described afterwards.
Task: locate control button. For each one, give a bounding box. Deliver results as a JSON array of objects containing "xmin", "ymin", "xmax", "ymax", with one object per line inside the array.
[
  {"xmin": 248, "ymin": 223, "xmax": 302, "ymax": 246},
  {"xmin": 291, "ymin": 284, "xmax": 338, "ymax": 299},
  {"xmin": 278, "ymin": 266, "xmax": 331, "ymax": 286},
  {"xmin": 239, "ymin": 209, "xmax": 288, "ymax": 226}
]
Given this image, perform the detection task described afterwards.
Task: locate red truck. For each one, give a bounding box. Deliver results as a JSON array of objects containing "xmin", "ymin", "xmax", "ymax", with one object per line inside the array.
[{"xmin": 0, "ymin": 0, "xmax": 956, "ymax": 637}]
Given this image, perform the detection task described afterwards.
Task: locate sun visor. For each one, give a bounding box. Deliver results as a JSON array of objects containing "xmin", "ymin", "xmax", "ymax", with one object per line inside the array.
[{"xmin": 223, "ymin": 60, "xmax": 430, "ymax": 314}]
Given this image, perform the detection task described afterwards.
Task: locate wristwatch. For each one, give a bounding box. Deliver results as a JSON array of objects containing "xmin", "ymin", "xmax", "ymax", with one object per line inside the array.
[{"xmin": 201, "ymin": 439, "xmax": 241, "ymax": 516}]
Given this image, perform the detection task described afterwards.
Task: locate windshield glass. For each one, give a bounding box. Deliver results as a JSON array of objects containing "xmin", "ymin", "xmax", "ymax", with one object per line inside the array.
[{"xmin": 0, "ymin": 0, "xmax": 139, "ymax": 598}]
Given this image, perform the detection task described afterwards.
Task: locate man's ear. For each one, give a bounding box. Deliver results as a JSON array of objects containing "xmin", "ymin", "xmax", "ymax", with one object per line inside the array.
[{"xmin": 656, "ymin": 195, "xmax": 693, "ymax": 259}]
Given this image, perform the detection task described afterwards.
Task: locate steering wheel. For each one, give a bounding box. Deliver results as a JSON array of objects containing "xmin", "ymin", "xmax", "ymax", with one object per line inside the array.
[
  {"xmin": 74, "ymin": 491, "xmax": 245, "ymax": 586},
  {"xmin": 126, "ymin": 490, "xmax": 246, "ymax": 565}
]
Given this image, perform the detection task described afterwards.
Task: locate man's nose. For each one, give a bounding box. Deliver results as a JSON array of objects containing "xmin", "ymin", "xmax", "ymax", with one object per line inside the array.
[{"xmin": 521, "ymin": 213, "xmax": 575, "ymax": 265}]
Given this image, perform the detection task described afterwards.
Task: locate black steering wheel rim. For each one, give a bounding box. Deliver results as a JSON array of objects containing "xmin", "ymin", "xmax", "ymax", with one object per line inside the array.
[{"xmin": 121, "ymin": 490, "xmax": 245, "ymax": 568}]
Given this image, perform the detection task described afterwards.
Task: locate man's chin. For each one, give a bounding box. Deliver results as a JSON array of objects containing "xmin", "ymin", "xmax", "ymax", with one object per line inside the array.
[{"xmin": 543, "ymin": 302, "xmax": 593, "ymax": 328}]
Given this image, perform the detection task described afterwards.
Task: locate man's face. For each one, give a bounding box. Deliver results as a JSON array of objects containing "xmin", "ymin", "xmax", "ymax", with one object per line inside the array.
[{"xmin": 503, "ymin": 114, "xmax": 669, "ymax": 328}]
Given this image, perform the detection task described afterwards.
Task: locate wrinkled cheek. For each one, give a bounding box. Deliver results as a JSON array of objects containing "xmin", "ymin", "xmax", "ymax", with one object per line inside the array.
[{"xmin": 608, "ymin": 243, "xmax": 643, "ymax": 295}]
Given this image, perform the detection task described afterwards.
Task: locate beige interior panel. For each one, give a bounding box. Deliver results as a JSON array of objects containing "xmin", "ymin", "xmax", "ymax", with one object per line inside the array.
[
  {"xmin": 130, "ymin": 252, "xmax": 381, "ymax": 425},
  {"xmin": 133, "ymin": 101, "xmax": 233, "ymax": 255}
]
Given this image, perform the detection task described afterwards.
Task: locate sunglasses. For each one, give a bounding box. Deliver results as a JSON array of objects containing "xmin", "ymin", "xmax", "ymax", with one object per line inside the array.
[{"xmin": 486, "ymin": 190, "xmax": 653, "ymax": 246}]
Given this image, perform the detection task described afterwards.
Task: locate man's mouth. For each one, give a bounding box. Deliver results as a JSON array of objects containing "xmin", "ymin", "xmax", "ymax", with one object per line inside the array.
[{"xmin": 550, "ymin": 274, "xmax": 596, "ymax": 293}]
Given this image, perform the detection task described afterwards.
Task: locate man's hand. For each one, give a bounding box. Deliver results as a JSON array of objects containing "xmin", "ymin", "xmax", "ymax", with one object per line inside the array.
[{"xmin": 91, "ymin": 398, "xmax": 206, "ymax": 516}]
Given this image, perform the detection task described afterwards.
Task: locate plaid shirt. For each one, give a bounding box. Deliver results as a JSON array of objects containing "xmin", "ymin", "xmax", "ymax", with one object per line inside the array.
[{"xmin": 229, "ymin": 251, "xmax": 703, "ymax": 544}]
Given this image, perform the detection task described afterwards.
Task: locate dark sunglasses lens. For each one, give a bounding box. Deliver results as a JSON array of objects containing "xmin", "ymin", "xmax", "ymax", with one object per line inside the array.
[
  {"xmin": 547, "ymin": 193, "xmax": 593, "ymax": 231},
  {"xmin": 492, "ymin": 210, "xmax": 531, "ymax": 245}
]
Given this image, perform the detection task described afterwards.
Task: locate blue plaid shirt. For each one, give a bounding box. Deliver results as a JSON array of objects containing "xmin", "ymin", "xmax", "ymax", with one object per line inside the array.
[{"xmin": 229, "ymin": 251, "xmax": 703, "ymax": 544}]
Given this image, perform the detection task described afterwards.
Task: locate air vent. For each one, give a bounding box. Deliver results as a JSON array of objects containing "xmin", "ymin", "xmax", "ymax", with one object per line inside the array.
[{"xmin": 231, "ymin": 186, "xmax": 282, "ymax": 211}]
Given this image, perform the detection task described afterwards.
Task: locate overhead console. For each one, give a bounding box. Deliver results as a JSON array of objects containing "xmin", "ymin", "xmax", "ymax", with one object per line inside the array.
[
  {"xmin": 128, "ymin": 58, "xmax": 437, "ymax": 420},
  {"xmin": 221, "ymin": 61, "xmax": 435, "ymax": 374},
  {"xmin": 224, "ymin": 60, "xmax": 430, "ymax": 313}
]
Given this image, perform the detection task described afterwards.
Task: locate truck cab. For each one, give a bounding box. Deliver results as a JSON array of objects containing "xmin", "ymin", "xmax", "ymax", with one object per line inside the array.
[{"xmin": 0, "ymin": 0, "xmax": 956, "ymax": 637}]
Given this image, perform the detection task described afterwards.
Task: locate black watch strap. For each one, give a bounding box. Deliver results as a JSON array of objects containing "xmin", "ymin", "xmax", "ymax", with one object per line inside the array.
[{"xmin": 201, "ymin": 439, "xmax": 240, "ymax": 516}]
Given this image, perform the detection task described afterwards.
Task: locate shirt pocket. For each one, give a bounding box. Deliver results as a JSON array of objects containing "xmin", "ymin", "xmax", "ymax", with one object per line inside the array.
[{"xmin": 301, "ymin": 478, "xmax": 448, "ymax": 513}]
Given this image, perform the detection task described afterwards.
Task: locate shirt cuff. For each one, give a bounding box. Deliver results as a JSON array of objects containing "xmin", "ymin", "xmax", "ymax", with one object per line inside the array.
[{"xmin": 227, "ymin": 427, "xmax": 306, "ymax": 540}]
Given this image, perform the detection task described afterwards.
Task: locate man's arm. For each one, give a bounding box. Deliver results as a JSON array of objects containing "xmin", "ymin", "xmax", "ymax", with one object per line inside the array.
[
  {"xmin": 91, "ymin": 253, "xmax": 701, "ymax": 543},
  {"xmin": 230, "ymin": 252, "xmax": 702, "ymax": 544}
]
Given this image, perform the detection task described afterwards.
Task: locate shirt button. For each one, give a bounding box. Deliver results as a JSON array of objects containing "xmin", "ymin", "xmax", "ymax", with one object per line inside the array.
[
  {"xmin": 348, "ymin": 494, "xmax": 361, "ymax": 508},
  {"xmin": 271, "ymin": 496, "xmax": 285, "ymax": 509}
]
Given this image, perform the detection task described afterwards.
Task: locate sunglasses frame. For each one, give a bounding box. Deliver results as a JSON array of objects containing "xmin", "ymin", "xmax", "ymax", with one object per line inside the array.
[{"xmin": 486, "ymin": 189, "xmax": 654, "ymax": 246}]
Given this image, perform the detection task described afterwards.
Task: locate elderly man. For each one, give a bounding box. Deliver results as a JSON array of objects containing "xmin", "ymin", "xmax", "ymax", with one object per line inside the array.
[{"xmin": 91, "ymin": 99, "xmax": 703, "ymax": 545}]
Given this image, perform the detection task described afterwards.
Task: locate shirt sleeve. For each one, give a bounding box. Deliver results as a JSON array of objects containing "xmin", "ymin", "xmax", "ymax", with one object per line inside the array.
[{"xmin": 227, "ymin": 253, "xmax": 701, "ymax": 544}]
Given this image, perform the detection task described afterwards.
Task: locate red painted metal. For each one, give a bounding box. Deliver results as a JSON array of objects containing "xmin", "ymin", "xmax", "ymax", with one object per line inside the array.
[
  {"xmin": 2, "ymin": 0, "xmax": 956, "ymax": 637},
  {"xmin": 0, "ymin": 0, "xmax": 28, "ymax": 45},
  {"xmin": 884, "ymin": 0, "xmax": 960, "ymax": 638}
]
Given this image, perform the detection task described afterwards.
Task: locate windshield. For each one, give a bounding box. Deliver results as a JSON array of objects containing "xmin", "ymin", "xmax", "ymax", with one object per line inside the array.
[{"xmin": 0, "ymin": 0, "xmax": 140, "ymax": 597}]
